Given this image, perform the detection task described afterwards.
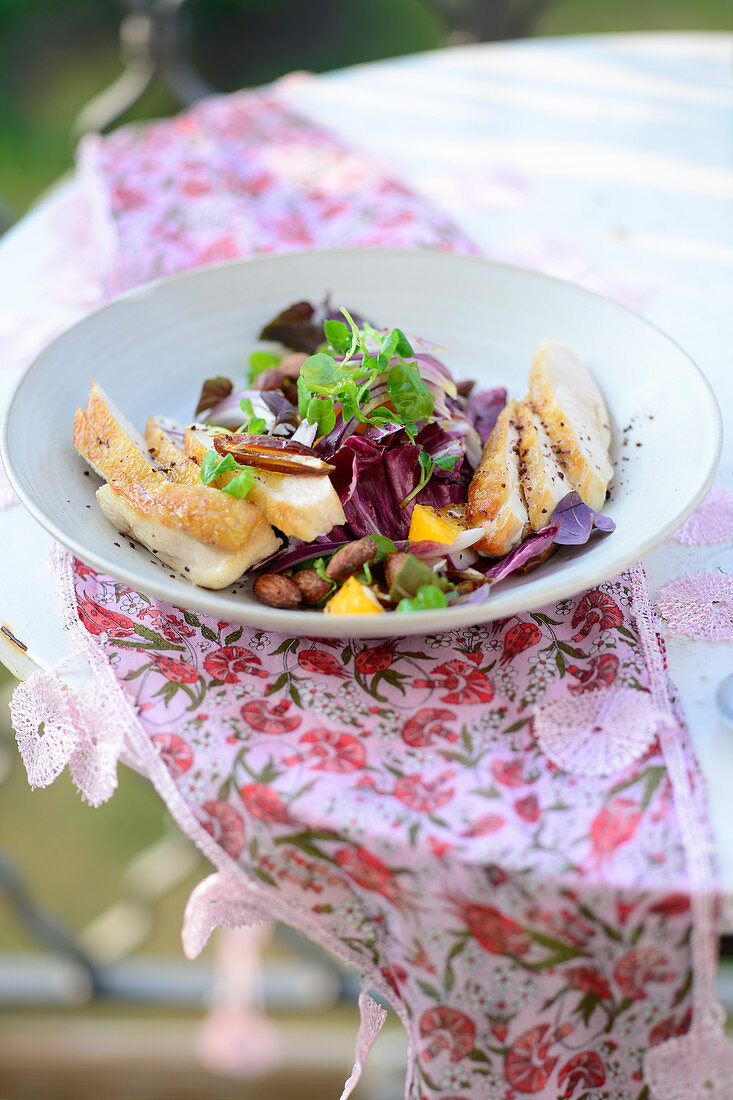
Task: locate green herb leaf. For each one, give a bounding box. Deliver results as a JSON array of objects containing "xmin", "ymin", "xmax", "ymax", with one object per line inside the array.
[
  {"xmin": 435, "ymin": 453, "xmax": 460, "ymax": 471},
  {"xmin": 377, "ymin": 328, "xmax": 400, "ymax": 370},
  {"xmin": 396, "ymin": 584, "xmax": 449, "ymax": 613},
  {"xmin": 305, "ymin": 396, "xmax": 337, "ymax": 436},
  {"xmin": 387, "ymin": 361, "xmax": 435, "ymax": 426},
  {"xmin": 371, "ymin": 536, "xmax": 397, "ymax": 560},
  {"xmin": 221, "ymin": 467, "xmax": 256, "ymax": 498},
  {"xmin": 393, "ymin": 328, "xmax": 414, "ymax": 358},
  {"xmin": 400, "ymin": 451, "xmax": 435, "ymax": 508},
  {"xmin": 388, "ymin": 554, "xmax": 453, "ymax": 602},
  {"xmin": 324, "ymin": 318, "xmax": 350, "ymax": 353},
  {"xmin": 200, "ymin": 449, "xmax": 240, "ymax": 485},
  {"xmin": 248, "ymin": 351, "xmax": 280, "ymax": 382},
  {"xmin": 300, "ymin": 352, "xmax": 340, "ymax": 393},
  {"xmin": 238, "ymin": 397, "xmax": 268, "ymax": 435}
]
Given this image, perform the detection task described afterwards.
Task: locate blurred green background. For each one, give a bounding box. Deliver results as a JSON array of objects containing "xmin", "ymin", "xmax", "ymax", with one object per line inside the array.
[{"xmin": 1, "ymin": 0, "xmax": 732, "ymax": 217}]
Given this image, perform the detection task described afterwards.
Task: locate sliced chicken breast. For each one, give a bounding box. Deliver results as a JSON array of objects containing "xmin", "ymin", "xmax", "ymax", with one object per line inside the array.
[
  {"xmin": 185, "ymin": 425, "xmax": 346, "ymax": 543},
  {"xmin": 74, "ymin": 381, "xmax": 158, "ymax": 485},
  {"xmin": 514, "ymin": 401, "xmax": 570, "ymax": 531},
  {"xmin": 97, "ymin": 481, "xmax": 280, "ymax": 589},
  {"xmin": 466, "ymin": 400, "xmax": 530, "ymax": 557},
  {"xmin": 528, "ymin": 341, "xmax": 613, "ymax": 511}
]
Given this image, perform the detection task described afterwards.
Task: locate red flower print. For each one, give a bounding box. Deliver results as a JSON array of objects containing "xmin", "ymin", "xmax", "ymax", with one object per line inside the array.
[
  {"xmin": 241, "ymin": 699, "xmax": 301, "ymax": 734},
  {"xmin": 564, "ymin": 966, "xmax": 611, "ymax": 1000},
  {"xmin": 297, "ymin": 649, "xmax": 348, "ymax": 678},
  {"xmin": 614, "ymin": 946, "xmax": 674, "ymax": 1001},
  {"xmin": 501, "ymin": 621, "xmax": 542, "ymax": 664},
  {"xmin": 616, "ymin": 899, "xmax": 636, "ymax": 924},
  {"xmin": 648, "ymin": 892, "xmax": 690, "ymax": 917},
  {"xmin": 203, "ymin": 646, "xmax": 267, "ymax": 683},
  {"xmin": 491, "ymin": 759, "xmax": 525, "ymax": 788},
  {"xmin": 567, "ymin": 653, "xmax": 619, "ymax": 694},
  {"xmin": 650, "ymin": 1008, "xmax": 691, "ymax": 1047},
  {"xmin": 296, "ymin": 728, "xmax": 365, "ymax": 772},
  {"xmin": 354, "ymin": 641, "xmax": 396, "ymax": 675},
  {"xmin": 201, "ymin": 800, "xmax": 245, "ymax": 857},
  {"xmin": 504, "ymin": 1024, "xmax": 558, "ymax": 1093},
  {"xmin": 393, "ymin": 771, "xmax": 455, "ymax": 813},
  {"xmin": 111, "ymin": 183, "xmax": 146, "ymax": 211},
  {"xmin": 77, "ymin": 596, "xmax": 134, "ymax": 638},
  {"xmin": 514, "ymin": 793, "xmax": 540, "ymax": 823},
  {"xmin": 571, "ymin": 590, "xmax": 623, "ymax": 640},
  {"xmin": 380, "ymin": 964, "xmax": 407, "ymax": 997},
  {"xmin": 415, "ymin": 661, "xmax": 493, "ymax": 705},
  {"xmin": 149, "ymin": 654, "xmax": 199, "ymax": 683},
  {"xmin": 557, "ymin": 1051, "xmax": 605, "ymax": 1097},
  {"xmin": 198, "ymin": 236, "xmax": 240, "ymax": 264},
  {"xmin": 589, "ymin": 797, "xmax": 641, "ymax": 865},
  {"xmin": 151, "ymin": 733, "xmax": 193, "ymax": 778},
  {"xmin": 419, "ymin": 1007, "xmax": 476, "ymax": 1063},
  {"xmin": 159, "ymin": 615, "xmax": 196, "ymax": 642},
  {"xmin": 454, "ymin": 899, "xmax": 531, "ymax": 956},
  {"xmin": 460, "ymin": 813, "xmax": 506, "ymax": 838},
  {"xmin": 401, "ymin": 708, "xmax": 457, "ymax": 747},
  {"xmin": 333, "ymin": 846, "xmax": 404, "ymax": 907},
  {"xmin": 73, "ymin": 558, "xmax": 96, "ymax": 579},
  {"xmin": 240, "ymin": 783, "xmax": 292, "ymax": 824},
  {"xmin": 181, "ymin": 177, "xmax": 212, "ymax": 197}
]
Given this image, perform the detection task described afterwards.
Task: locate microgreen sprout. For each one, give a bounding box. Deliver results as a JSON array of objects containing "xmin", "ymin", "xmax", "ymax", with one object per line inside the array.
[
  {"xmin": 238, "ymin": 397, "xmax": 267, "ymax": 435},
  {"xmin": 297, "ymin": 310, "xmax": 432, "ymax": 440},
  {"xmin": 199, "ymin": 449, "xmax": 256, "ymax": 498},
  {"xmin": 400, "ymin": 450, "xmax": 461, "ymax": 508}
]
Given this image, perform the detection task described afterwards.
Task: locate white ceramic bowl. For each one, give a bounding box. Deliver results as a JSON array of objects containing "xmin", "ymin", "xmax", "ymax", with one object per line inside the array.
[{"xmin": 1, "ymin": 248, "xmax": 721, "ymax": 638}]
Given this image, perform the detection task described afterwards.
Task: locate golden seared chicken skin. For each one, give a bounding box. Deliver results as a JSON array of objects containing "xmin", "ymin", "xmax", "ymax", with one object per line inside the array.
[
  {"xmin": 466, "ymin": 341, "xmax": 613, "ymax": 557},
  {"xmin": 74, "ymin": 383, "xmax": 280, "ymax": 589},
  {"xmin": 528, "ymin": 340, "xmax": 613, "ymax": 512},
  {"xmin": 466, "ymin": 400, "xmax": 531, "ymax": 557}
]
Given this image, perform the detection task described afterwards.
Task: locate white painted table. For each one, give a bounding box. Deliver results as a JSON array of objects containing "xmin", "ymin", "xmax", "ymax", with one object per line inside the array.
[{"xmin": 1, "ymin": 32, "xmax": 732, "ymax": 902}]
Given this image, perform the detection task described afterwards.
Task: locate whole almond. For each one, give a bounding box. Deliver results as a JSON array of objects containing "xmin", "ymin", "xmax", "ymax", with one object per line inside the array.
[
  {"xmin": 253, "ymin": 573, "xmax": 302, "ymax": 609},
  {"xmin": 384, "ymin": 551, "xmax": 410, "ymax": 590},
  {"xmin": 326, "ymin": 538, "xmax": 378, "ymax": 582},
  {"xmin": 294, "ymin": 568, "xmax": 333, "ymax": 605}
]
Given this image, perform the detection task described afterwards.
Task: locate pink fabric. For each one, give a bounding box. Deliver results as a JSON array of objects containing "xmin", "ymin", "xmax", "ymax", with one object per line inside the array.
[
  {"xmin": 77, "ymin": 85, "xmax": 477, "ymax": 298},
  {"xmin": 672, "ymin": 488, "xmax": 733, "ymax": 547},
  {"xmin": 9, "ymin": 86, "xmax": 727, "ymax": 1098},
  {"xmin": 656, "ymin": 571, "xmax": 733, "ymax": 643}
]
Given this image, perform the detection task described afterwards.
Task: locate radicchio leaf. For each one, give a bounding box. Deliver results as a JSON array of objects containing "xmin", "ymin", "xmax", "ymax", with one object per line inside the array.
[
  {"xmin": 194, "ymin": 375, "xmax": 234, "ymax": 417},
  {"xmin": 466, "ymin": 387, "xmax": 507, "ymax": 447},
  {"xmin": 481, "ymin": 525, "xmax": 560, "ymax": 582}
]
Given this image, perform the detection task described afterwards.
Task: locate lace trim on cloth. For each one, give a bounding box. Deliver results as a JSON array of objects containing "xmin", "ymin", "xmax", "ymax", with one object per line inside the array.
[
  {"xmin": 9, "ymin": 658, "xmax": 135, "ymax": 807},
  {"xmin": 18, "ymin": 544, "xmax": 410, "ymax": 1099},
  {"xmin": 629, "ymin": 567, "xmax": 732, "ymax": 1099},
  {"xmin": 656, "ymin": 570, "xmax": 733, "ymax": 643},
  {"xmin": 534, "ymin": 684, "xmax": 662, "ymax": 777},
  {"xmin": 672, "ymin": 488, "xmax": 733, "ymax": 547}
]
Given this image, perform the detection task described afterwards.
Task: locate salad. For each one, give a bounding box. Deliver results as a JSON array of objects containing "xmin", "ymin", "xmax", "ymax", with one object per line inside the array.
[
  {"xmin": 190, "ymin": 300, "xmax": 615, "ymax": 614},
  {"xmin": 73, "ymin": 299, "xmax": 614, "ymax": 615}
]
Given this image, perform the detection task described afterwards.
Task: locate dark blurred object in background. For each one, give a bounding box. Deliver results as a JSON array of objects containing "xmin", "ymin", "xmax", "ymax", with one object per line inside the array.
[{"xmin": 1, "ymin": 0, "xmax": 732, "ymax": 221}]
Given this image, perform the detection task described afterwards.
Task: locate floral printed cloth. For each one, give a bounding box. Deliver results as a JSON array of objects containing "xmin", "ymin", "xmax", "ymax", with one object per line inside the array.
[{"xmin": 12, "ymin": 84, "xmax": 724, "ymax": 1099}]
